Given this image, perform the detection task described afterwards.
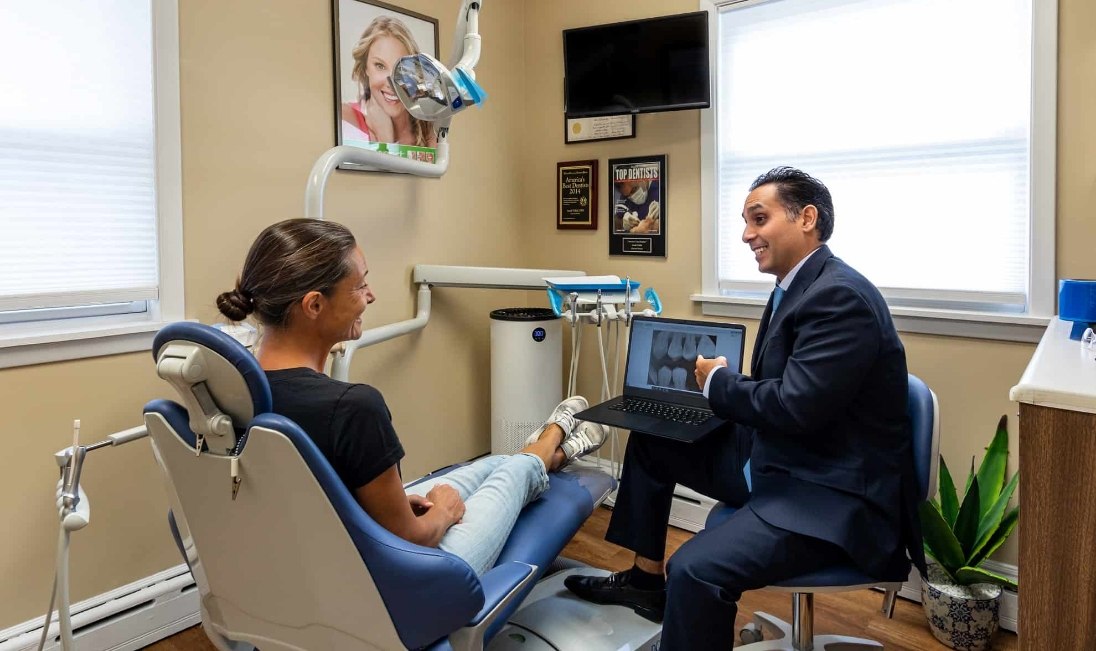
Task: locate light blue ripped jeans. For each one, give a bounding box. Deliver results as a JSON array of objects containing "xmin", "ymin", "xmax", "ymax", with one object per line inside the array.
[{"xmin": 404, "ymin": 453, "xmax": 550, "ymax": 575}]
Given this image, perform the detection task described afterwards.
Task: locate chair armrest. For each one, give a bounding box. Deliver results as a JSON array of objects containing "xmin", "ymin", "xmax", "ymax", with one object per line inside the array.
[{"xmin": 449, "ymin": 561, "xmax": 537, "ymax": 651}]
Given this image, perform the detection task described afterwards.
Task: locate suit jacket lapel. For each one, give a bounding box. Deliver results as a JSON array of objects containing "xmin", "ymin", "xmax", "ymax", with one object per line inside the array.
[
  {"xmin": 752, "ymin": 245, "xmax": 833, "ymax": 373},
  {"xmin": 751, "ymin": 294, "xmax": 775, "ymax": 376}
]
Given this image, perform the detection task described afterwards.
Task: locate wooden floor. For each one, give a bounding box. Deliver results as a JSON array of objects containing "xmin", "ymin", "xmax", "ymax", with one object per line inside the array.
[{"xmin": 147, "ymin": 506, "xmax": 1018, "ymax": 650}]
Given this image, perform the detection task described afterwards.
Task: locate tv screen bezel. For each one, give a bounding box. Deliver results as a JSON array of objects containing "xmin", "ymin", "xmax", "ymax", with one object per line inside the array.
[{"xmin": 562, "ymin": 11, "xmax": 711, "ymax": 119}]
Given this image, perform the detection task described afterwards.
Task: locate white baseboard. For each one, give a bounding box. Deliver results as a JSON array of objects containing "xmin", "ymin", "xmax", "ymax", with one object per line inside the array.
[{"xmin": 0, "ymin": 564, "xmax": 199, "ymax": 651}]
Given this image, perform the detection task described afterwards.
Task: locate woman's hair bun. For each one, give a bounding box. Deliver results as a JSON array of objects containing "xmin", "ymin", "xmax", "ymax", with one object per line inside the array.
[{"xmin": 216, "ymin": 288, "xmax": 254, "ymax": 322}]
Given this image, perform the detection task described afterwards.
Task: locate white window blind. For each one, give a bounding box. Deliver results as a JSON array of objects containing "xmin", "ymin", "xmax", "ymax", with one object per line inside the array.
[
  {"xmin": 0, "ymin": 1, "xmax": 158, "ymax": 313},
  {"xmin": 715, "ymin": 0, "xmax": 1033, "ymax": 311}
]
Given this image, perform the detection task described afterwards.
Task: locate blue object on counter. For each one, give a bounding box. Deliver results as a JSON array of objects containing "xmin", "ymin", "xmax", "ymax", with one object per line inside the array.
[
  {"xmin": 546, "ymin": 279, "xmax": 641, "ymax": 292},
  {"xmin": 1059, "ymin": 279, "xmax": 1096, "ymax": 340}
]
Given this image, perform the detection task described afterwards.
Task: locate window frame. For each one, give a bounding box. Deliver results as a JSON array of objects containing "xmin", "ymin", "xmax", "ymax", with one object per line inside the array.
[
  {"xmin": 0, "ymin": 0, "xmax": 182, "ymax": 369},
  {"xmin": 695, "ymin": 0, "xmax": 1057, "ymax": 343}
]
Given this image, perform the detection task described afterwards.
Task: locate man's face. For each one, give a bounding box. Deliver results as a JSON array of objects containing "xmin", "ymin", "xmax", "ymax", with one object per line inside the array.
[
  {"xmin": 617, "ymin": 179, "xmax": 650, "ymax": 203},
  {"xmin": 741, "ymin": 183, "xmax": 816, "ymax": 280}
]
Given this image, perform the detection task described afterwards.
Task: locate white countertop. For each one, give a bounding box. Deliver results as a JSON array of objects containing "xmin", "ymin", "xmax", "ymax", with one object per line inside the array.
[{"xmin": 1010, "ymin": 317, "xmax": 1096, "ymax": 414}]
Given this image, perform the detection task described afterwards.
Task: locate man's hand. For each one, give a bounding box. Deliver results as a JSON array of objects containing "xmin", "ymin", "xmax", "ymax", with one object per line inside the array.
[
  {"xmin": 426, "ymin": 483, "xmax": 466, "ymax": 526},
  {"xmin": 695, "ymin": 354, "xmax": 728, "ymax": 390},
  {"xmin": 408, "ymin": 493, "xmax": 433, "ymax": 516}
]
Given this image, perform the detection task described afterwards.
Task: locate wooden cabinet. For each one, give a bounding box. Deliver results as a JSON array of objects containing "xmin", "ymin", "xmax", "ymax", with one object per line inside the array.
[{"xmin": 1010, "ymin": 318, "xmax": 1096, "ymax": 649}]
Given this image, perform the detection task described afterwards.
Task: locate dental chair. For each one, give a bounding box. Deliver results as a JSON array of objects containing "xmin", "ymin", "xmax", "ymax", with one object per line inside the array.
[
  {"xmin": 143, "ymin": 322, "xmax": 655, "ymax": 651},
  {"xmin": 705, "ymin": 373, "xmax": 940, "ymax": 650}
]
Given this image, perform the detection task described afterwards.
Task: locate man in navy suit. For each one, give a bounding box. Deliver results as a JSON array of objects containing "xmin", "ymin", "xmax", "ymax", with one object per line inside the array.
[{"xmin": 566, "ymin": 167, "xmax": 925, "ymax": 650}]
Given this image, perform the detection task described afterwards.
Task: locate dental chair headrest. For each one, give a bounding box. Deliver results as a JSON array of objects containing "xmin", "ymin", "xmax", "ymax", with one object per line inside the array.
[{"xmin": 152, "ymin": 322, "xmax": 272, "ymax": 455}]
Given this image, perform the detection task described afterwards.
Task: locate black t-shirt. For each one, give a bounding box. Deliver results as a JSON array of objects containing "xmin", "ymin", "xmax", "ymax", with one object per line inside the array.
[{"xmin": 266, "ymin": 367, "xmax": 404, "ymax": 490}]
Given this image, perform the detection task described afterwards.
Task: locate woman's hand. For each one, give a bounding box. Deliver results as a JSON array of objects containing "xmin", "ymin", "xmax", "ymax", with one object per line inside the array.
[
  {"xmin": 365, "ymin": 95, "xmax": 395, "ymax": 143},
  {"xmin": 408, "ymin": 493, "xmax": 433, "ymax": 516}
]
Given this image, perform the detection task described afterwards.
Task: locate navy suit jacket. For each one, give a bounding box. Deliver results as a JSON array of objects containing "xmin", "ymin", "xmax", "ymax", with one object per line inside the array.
[{"xmin": 708, "ymin": 245, "xmax": 926, "ymax": 580}]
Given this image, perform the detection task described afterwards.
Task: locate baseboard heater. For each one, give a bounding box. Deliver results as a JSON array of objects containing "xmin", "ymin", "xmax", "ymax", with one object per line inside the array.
[{"xmin": 0, "ymin": 564, "xmax": 198, "ymax": 651}]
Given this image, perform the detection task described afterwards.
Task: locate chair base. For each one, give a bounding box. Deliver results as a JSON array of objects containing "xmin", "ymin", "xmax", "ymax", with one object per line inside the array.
[{"xmin": 739, "ymin": 611, "xmax": 883, "ymax": 651}]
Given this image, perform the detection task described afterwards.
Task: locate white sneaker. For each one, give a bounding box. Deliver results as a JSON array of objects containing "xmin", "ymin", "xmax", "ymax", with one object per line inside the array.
[
  {"xmin": 524, "ymin": 396, "xmax": 590, "ymax": 446},
  {"xmin": 560, "ymin": 421, "xmax": 609, "ymax": 464}
]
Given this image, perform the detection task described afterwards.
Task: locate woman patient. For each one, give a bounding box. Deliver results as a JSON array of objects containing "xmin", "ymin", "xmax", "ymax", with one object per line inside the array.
[{"xmin": 216, "ymin": 218, "xmax": 607, "ymax": 575}]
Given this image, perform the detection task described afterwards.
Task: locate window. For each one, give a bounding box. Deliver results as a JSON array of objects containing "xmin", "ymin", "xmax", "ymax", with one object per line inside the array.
[
  {"xmin": 697, "ymin": 0, "xmax": 1057, "ymax": 342},
  {"xmin": 0, "ymin": 0, "xmax": 181, "ymax": 368}
]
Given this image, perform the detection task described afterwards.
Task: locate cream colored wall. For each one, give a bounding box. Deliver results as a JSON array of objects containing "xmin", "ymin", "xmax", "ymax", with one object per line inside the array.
[
  {"xmin": 0, "ymin": 0, "xmax": 531, "ymax": 630},
  {"xmin": 2, "ymin": 0, "xmax": 1093, "ymax": 631},
  {"xmin": 520, "ymin": 0, "xmax": 1096, "ymax": 570}
]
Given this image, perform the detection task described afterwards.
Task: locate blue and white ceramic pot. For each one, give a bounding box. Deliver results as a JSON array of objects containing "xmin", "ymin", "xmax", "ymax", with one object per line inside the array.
[{"xmin": 921, "ymin": 563, "xmax": 1001, "ymax": 651}]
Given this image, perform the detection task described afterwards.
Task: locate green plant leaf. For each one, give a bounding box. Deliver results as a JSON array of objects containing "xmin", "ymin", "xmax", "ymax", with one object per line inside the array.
[
  {"xmin": 918, "ymin": 500, "xmax": 965, "ymax": 574},
  {"xmin": 974, "ymin": 415, "xmax": 1010, "ymax": 520},
  {"xmin": 963, "ymin": 456, "xmax": 975, "ymax": 497},
  {"xmin": 971, "ymin": 471, "xmax": 1019, "ymax": 560},
  {"xmin": 953, "ymin": 475, "xmax": 981, "ymax": 556},
  {"xmin": 969, "ymin": 506, "xmax": 1019, "ymax": 569},
  {"xmin": 938, "ymin": 456, "xmax": 959, "ymax": 527},
  {"xmin": 955, "ymin": 565, "xmax": 1018, "ymax": 591}
]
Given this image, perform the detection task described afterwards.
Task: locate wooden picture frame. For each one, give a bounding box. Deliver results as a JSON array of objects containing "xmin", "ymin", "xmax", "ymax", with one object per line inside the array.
[
  {"xmin": 332, "ymin": 0, "xmax": 440, "ymax": 170},
  {"xmin": 557, "ymin": 160, "xmax": 599, "ymax": 230}
]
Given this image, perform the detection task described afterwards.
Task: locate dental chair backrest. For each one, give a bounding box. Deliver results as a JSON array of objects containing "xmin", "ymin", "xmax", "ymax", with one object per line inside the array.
[{"xmin": 144, "ymin": 322, "xmax": 484, "ymax": 650}]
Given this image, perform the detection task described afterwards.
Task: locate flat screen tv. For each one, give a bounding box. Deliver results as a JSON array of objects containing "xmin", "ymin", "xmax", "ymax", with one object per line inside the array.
[{"xmin": 563, "ymin": 11, "xmax": 710, "ymax": 118}]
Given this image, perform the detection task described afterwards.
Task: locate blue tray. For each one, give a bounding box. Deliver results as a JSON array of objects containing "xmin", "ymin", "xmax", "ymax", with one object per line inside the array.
[{"xmin": 546, "ymin": 280, "xmax": 641, "ymax": 292}]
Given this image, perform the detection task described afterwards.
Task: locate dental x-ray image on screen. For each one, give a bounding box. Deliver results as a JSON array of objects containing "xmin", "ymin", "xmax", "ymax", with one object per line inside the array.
[
  {"xmin": 622, "ymin": 318, "xmax": 744, "ymax": 397},
  {"xmin": 646, "ymin": 331, "xmax": 717, "ymax": 393}
]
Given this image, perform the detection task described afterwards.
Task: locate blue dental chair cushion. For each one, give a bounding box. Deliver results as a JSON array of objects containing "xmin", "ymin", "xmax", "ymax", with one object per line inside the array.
[{"xmin": 151, "ymin": 322, "xmax": 615, "ymax": 649}]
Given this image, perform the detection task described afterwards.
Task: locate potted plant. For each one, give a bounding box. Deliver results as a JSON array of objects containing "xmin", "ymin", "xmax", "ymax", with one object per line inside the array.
[{"xmin": 918, "ymin": 415, "xmax": 1020, "ymax": 651}]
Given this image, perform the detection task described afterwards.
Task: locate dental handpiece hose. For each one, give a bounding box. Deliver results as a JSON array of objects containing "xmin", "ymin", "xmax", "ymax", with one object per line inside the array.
[{"xmin": 39, "ymin": 422, "xmax": 149, "ymax": 651}]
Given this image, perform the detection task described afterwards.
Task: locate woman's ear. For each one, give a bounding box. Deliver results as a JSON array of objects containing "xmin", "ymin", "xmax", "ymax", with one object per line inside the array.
[{"xmin": 299, "ymin": 290, "xmax": 325, "ymax": 321}]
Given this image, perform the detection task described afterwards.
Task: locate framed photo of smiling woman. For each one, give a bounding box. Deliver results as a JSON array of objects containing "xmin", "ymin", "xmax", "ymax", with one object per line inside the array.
[{"xmin": 332, "ymin": 0, "xmax": 440, "ymax": 169}]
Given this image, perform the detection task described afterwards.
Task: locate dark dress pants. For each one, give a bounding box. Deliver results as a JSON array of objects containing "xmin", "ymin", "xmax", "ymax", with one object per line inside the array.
[{"xmin": 606, "ymin": 427, "xmax": 848, "ymax": 651}]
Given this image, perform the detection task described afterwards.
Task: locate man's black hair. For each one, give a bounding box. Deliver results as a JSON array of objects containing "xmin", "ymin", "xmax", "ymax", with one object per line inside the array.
[{"xmin": 749, "ymin": 167, "xmax": 834, "ymax": 242}]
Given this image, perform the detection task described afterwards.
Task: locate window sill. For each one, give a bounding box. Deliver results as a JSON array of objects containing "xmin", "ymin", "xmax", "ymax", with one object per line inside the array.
[
  {"xmin": 691, "ymin": 293, "xmax": 1050, "ymax": 343},
  {"xmin": 0, "ymin": 316, "xmax": 182, "ymax": 369}
]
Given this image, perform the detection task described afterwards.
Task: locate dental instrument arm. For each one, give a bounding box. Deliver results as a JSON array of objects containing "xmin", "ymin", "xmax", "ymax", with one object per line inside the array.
[
  {"xmin": 330, "ymin": 265, "xmax": 583, "ymax": 382},
  {"xmin": 40, "ymin": 423, "xmax": 150, "ymax": 651}
]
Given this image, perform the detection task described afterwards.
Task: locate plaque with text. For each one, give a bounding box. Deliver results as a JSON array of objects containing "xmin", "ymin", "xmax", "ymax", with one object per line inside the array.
[
  {"xmin": 609, "ymin": 154, "xmax": 666, "ymax": 257},
  {"xmin": 557, "ymin": 160, "xmax": 598, "ymax": 230}
]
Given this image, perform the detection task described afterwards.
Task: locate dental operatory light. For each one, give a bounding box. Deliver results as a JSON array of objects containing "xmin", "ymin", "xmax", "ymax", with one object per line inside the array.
[
  {"xmin": 390, "ymin": 51, "xmax": 486, "ymax": 122},
  {"xmin": 390, "ymin": 0, "xmax": 485, "ymax": 124}
]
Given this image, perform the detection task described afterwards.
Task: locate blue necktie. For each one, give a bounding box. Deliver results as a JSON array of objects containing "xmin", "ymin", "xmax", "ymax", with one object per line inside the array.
[{"xmin": 771, "ymin": 285, "xmax": 785, "ymax": 317}]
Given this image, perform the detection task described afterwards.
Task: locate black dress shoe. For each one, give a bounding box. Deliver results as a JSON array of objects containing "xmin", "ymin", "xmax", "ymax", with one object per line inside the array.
[{"xmin": 564, "ymin": 570, "xmax": 666, "ymax": 623}]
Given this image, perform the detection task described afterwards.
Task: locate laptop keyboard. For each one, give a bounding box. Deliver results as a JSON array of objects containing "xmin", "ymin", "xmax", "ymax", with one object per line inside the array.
[{"xmin": 609, "ymin": 397, "xmax": 713, "ymax": 426}]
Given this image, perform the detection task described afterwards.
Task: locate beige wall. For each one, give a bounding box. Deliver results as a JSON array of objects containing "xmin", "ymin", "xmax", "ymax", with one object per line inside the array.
[
  {"xmin": 520, "ymin": 0, "xmax": 1096, "ymax": 572},
  {"xmin": 0, "ymin": 0, "xmax": 530, "ymax": 629},
  {"xmin": 2, "ymin": 0, "xmax": 1094, "ymax": 631}
]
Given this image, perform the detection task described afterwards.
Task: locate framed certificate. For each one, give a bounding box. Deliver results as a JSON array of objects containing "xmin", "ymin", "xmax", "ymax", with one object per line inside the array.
[
  {"xmin": 609, "ymin": 154, "xmax": 666, "ymax": 257},
  {"xmin": 557, "ymin": 160, "xmax": 598, "ymax": 230}
]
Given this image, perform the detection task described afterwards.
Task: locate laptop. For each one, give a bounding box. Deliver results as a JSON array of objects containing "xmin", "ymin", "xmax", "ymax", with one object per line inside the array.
[{"xmin": 575, "ymin": 316, "xmax": 747, "ymax": 442}]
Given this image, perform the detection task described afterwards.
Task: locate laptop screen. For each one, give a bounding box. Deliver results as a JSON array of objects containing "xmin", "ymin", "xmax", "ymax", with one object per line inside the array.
[{"xmin": 624, "ymin": 317, "xmax": 745, "ymax": 400}]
